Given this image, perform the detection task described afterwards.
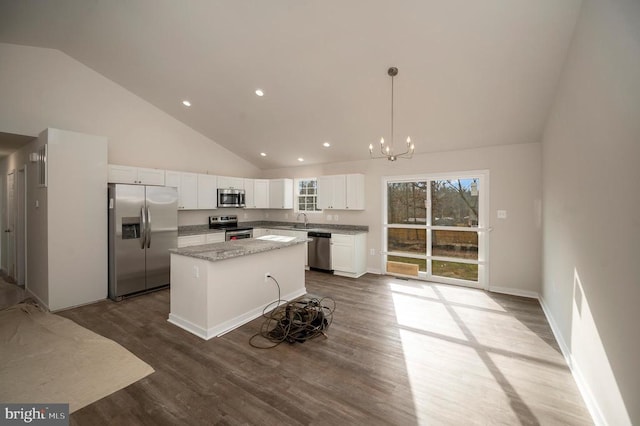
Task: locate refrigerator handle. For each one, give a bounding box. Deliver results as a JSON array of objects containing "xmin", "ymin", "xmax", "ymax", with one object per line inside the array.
[
  {"xmin": 140, "ymin": 206, "xmax": 146, "ymax": 249},
  {"xmin": 146, "ymin": 207, "xmax": 152, "ymax": 248}
]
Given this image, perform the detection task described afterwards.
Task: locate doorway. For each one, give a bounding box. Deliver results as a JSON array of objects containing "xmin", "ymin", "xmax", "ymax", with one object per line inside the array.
[
  {"xmin": 6, "ymin": 169, "xmax": 15, "ymax": 280},
  {"xmin": 383, "ymin": 171, "xmax": 489, "ymax": 289}
]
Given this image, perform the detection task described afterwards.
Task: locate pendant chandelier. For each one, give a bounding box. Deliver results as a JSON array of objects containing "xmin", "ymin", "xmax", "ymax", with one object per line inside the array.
[{"xmin": 369, "ymin": 67, "xmax": 415, "ymax": 161}]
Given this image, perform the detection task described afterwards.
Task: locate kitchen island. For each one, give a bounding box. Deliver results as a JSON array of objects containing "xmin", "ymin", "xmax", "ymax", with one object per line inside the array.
[{"xmin": 168, "ymin": 236, "xmax": 307, "ymax": 340}]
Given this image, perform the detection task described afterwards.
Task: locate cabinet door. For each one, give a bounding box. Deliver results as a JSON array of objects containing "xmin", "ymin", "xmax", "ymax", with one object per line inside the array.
[
  {"xmin": 269, "ymin": 179, "xmax": 293, "ymax": 209},
  {"xmin": 198, "ymin": 174, "xmax": 217, "ymax": 209},
  {"xmin": 252, "ymin": 228, "xmax": 267, "ymax": 238},
  {"xmin": 244, "ymin": 179, "xmax": 255, "ymax": 208},
  {"xmin": 180, "ymin": 173, "xmax": 198, "ymax": 210},
  {"xmin": 318, "ymin": 175, "xmax": 346, "ymax": 209},
  {"xmin": 331, "ymin": 175, "xmax": 347, "ymax": 209},
  {"xmin": 108, "ymin": 165, "xmax": 138, "ymax": 184},
  {"xmin": 331, "ymin": 234, "xmax": 355, "ymax": 273},
  {"xmin": 205, "ymin": 233, "xmax": 225, "ymax": 243},
  {"xmin": 177, "ymin": 235, "xmax": 206, "ymax": 248},
  {"xmin": 317, "ymin": 176, "xmax": 333, "ymax": 210},
  {"xmin": 167, "ymin": 171, "xmax": 198, "ymax": 210},
  {"xmin": 218, "ymin": 176, "xmax": 244, "ymax": 189},
  {"xmin": 345, "ymin": 174, "xmax": 365, "ymax": 210},
  {"xmin": 137, "ymin": 168, "xmax": 165, "ymax": 185},
  {"xmin": 254, "ymin": 179, "xmax": 270, "ymax": 208}
]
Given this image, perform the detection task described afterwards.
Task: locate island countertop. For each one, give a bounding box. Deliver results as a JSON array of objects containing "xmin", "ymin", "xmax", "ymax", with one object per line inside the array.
[{"xmin": 169, "ymin": 236, "xmax": 308, "ymax": 262}]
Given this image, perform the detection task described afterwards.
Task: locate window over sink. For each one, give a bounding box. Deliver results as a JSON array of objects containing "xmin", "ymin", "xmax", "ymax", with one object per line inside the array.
[{"xmin": 295, "ymin": 178, "xmax": 321, "ymax": 212}]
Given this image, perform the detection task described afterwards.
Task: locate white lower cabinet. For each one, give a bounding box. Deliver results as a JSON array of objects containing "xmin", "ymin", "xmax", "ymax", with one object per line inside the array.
[
  {"xmin": 178, "ymin": 232, "xmax": 225, "ymax": 248},
  {"xmin": 205, "ymin": 233, "xmax": 225, "ymax": 244},
  {"xmin": 177, "ymin": 235, "xmax": 206, "ymax": 248},
  {"xmin": 331, "ymin": 233, "xmax": 367, "ymax": 278}
]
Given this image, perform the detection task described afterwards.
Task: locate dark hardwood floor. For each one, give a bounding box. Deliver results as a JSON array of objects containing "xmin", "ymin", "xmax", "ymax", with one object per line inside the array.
[{"xmin": 59, "ymin": 271, "xmax": 592, "ymax": 425}]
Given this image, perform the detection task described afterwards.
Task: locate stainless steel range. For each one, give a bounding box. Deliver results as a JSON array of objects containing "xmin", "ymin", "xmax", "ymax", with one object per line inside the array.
[{"xmin": 209, "ymin": 215, "xmax": 253, "ymax": 240}]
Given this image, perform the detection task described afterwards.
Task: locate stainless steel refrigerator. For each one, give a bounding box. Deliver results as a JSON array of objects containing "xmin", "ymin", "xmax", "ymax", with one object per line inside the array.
[{"xmin": 108, "ymin": 183, "xmax": 178, "ymax": 300}]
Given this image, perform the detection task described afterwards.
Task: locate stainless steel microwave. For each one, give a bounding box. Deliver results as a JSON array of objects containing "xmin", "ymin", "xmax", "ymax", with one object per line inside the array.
[{"xmin": 217, "ymin": 188, "xmax": 245, "ymax": 208}]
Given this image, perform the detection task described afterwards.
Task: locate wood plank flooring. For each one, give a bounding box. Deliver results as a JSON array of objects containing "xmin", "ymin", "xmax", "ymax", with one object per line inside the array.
[{"xmin": 58, "ymin": 272, "xmax": 592, "ymax": 425}]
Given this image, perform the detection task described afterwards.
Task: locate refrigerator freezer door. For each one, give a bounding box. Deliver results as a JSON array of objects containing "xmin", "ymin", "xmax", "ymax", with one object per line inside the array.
[
  {"xmin": 109, "ymin": 184, "xmax": 146, "ymax": 298},
  {"xmin": 145, "ymin": 186, "xmax": 178, "ymax": 290}
]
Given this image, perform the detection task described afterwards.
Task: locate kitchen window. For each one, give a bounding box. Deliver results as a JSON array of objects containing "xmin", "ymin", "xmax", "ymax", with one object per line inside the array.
[{"xmin": 295, "ymin": 178, "xmax": 321, "ymax": 212}]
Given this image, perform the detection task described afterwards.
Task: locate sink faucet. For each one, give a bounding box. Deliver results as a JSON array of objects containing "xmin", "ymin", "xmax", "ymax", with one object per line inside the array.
[{"xmin": 296, "ymin": 212, "xmax": 308, "ymax": 228}]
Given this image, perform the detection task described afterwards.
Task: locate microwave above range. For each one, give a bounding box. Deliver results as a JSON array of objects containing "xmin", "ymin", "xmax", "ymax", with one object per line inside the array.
[{"xmin": 217, "ymin": 188, "xmax": 245, "ymax": 208}]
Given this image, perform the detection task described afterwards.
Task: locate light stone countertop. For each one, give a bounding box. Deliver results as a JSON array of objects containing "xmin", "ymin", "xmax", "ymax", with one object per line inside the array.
[
  {"xmin": 169, "ymin": 236, "xmax": 308, "ymax": 262},
  {"xmin": 177, "ymin": 222, "xmax": 368, "ymax": 237}
]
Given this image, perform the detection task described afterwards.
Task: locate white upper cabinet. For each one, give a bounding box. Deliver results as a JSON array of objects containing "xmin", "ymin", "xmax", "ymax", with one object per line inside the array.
[
  {"xmin": 243, "ymin": 178, "xmax": 269, "ymax": 209},
  {"xmin": 254, "ymin": 179, "xmax": 270, "ymax": 208},
  {"xmin": 108, "ymin": 164, "xmax": 165, "ymax": 185},
  {"xmin": 345, "ymin": 174, "xmax": 365, "ymax": 210},
  {"xmin": 269, "ymin": 178, "xmax": 293, "ymax": 209},
  {"xmin": 166, "ymin": 171, "xmax": 198, "ymax": 210},
  {"xmin": 318, "ymin": 175, "xmax": 346, "ymax": 210},
  {"xmin": 244, "ymin": 178, "xmax": 255, "ymax": 208},
  {"xmin": 197, "ymin": 174, "xmax": 217, "ymax": 209},
  {"xmin": 217, "ymin": 176, "xmax": 244, "ymax": 189},
  {"xmin": 318, "ymin": 174, "xmax": 364, "ymax": 210}
]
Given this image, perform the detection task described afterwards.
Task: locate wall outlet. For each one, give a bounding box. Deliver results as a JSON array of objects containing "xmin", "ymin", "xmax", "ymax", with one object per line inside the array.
[
  {"xmin": 369, "ymin": 249, "xmax": 376, "ymax": 256},
  {"xmin": 326, "ymin": 214, "xmax": 332, "ymax": 221},
  {"xmin": 193, "ymin": 266, "xmax": 200, "ymax": 278},
  {"xmin": 334, "ymin": 215, "xmax": 339, "ymax": 221},
  {"xmin": 264, "ymin": 273, "xmax": 270, "ymax": 282},
  {"xmin": 497, "ymin": 210, "xmax": 507, "ymax": 219}
]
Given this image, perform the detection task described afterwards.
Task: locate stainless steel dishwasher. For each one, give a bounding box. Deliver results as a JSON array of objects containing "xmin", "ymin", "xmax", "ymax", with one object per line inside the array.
[{"xmin": 307, "ymin": 231, "xmax": 332, "ymax": 272}]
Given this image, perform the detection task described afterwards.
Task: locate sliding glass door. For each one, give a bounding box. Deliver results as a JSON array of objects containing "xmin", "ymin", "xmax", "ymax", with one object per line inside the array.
[{"xmin": 384, "ymin": 172, "xmax": 488, "ymax": 288}]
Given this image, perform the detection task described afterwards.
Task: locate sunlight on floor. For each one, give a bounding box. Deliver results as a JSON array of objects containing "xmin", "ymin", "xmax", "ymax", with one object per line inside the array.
[{"xmin": 387, "ymin": 278, "xmax": 582, "ymax": 424}]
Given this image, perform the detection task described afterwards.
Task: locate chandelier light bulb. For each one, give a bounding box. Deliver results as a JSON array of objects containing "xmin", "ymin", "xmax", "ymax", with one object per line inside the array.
[{"xmin": 368, "ymin": 67, "xmax": 416, "ymax": 161}]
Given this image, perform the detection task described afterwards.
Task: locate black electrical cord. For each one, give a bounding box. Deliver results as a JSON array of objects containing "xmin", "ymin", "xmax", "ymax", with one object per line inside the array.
[{"xmin": 249, "ymin": 275, "xmax": 335, "ymax": 349}]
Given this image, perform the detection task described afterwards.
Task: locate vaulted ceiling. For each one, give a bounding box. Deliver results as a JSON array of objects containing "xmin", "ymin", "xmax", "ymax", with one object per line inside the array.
[{"xmin": 0, "ymin": 0, "xmax": 582, "ymax": 169}]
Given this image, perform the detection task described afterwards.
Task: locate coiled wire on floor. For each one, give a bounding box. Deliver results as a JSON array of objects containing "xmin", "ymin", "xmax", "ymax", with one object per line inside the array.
[{"xmin": 249, "ymin": 275, "xmax": 335, "ymax": 349}]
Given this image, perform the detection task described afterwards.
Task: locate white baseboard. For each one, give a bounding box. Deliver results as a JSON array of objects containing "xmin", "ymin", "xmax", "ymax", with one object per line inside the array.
[
  {"xmin": 488, "ymin": 285, "xmax": 539, "ymax": 299},
  {"xmin": 538, "ymin": 296, "xmax": 607, "ymax": 426},
  {"xmin": 366, "ymin": 268, "xmax": 382, "ymax": 275},
  {"xmin": 26, "ymin": 288, "xmax": 49, "ymax": 311}
]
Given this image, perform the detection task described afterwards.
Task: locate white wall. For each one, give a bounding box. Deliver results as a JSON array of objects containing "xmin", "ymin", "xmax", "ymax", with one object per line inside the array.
[
  {"xmin": 47, "ymin": 128, "xmax": 108, "ymax": 310},
  {"xmin": 0, "ymin": 43, "xmax": 260, "ymax": 177},
  {"xmin": 10, "ymin": 128, "xmax": 108, "ymax": 311},
  {"xmin": 540, "ymin": 0, "xmax": 640, "ymax": 424},
  {"xmin": 263, "ymin": 142, "xmax": 542, "ymax": 296}
]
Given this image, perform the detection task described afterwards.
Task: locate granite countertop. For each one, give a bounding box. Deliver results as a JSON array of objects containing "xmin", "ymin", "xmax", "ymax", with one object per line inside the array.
[
  {"xmin": 244, "ymin": 221, "xmax": 369, "ymax": 235},
  {"xmin": 178, "ymin": 222, "xmax": 368, "ymax": 237},
  {"xmin": 170, "ymin": 236, "xmax": 308, "ymax": 262}
]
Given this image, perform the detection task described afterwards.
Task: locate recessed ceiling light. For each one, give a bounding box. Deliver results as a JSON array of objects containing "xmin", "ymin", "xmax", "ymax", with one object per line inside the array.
[
  {"xmin": 255, "ymin": 89, "xmax": 264, "ymax": 97},
  {"xmin": 182, "ymin": 100, "xmax": 191, "ymax": 107},
  {"xmin": 297, "ymin": 157, "xmax": 304, "ymax": 162},
  {"xmin": 323, "ymin": 142, "xmax": 331, "ymax": 147},
  {"xmin": 260, "ymin": 152, "xmax": 267, "ymax": 157}
]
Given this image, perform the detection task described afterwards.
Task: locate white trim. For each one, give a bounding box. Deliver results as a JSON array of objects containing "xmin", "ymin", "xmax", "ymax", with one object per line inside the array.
[
  {"xmin": 488, "ymin": 285, "xmax": 539, "ymax": 299},
  {"xmin": 539, "ymin": 296, "xmax": 606, "ymax": 426},
  {"xmin": 366, "ymin": 267, "xmax": 382, "ymax": 275},
  {"xmin": 26, "ymin": 288, "xmax": 49, "ymax": 311},
  {"xmin": 168, "ymin": 288, "xmax": 307, "ymax": 340}
]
